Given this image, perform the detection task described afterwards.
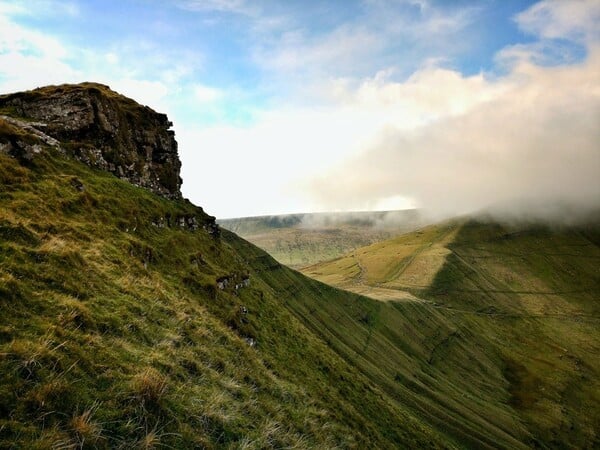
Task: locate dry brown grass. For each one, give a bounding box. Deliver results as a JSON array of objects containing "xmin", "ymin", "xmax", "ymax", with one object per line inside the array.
[
  {"xmin": 132, "ymin": 368, "xmax": 168, "ymax": 406},
  {"xmin": 135, "ymin": 429, "xmax": 162, "ymax": 450},
  {"xmin": 69, "ymin": 404, "xmax": 103, "ymax": 447}
]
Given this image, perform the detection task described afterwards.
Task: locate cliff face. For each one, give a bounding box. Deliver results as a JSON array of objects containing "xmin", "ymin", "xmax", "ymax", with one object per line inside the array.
[{"xmin": 0, "ymin": 82, "xmax": 182, "ymax": 199}]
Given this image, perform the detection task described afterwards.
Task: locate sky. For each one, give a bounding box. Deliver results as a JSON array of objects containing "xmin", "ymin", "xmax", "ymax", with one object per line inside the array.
[{"xmin": 0, "ymin": 0, "xmax": 598, "ymax": 219}]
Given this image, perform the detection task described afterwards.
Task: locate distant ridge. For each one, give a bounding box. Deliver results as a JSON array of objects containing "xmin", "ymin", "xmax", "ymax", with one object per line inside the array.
[{"xmin": 219, "ymin": 209, "xmax": 425, "ymax": 268}]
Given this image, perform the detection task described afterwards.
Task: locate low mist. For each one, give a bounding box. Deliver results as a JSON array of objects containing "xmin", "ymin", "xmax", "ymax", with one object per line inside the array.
[
  {"xmin": 307, "ymin": 47, "xmax": 600, "ymax": 225},
  {"xmin": 298, "ymin": 209, "xmax": 423, "ymax": 230}
]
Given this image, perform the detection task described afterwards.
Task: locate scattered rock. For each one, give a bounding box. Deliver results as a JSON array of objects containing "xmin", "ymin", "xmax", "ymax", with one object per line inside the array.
[
  {"xmin": 70, "ymin": 177, "xmax": 85, "ymax": 192},
  {"xmin": 242, "ymin": 275, "xmax": 250, "ymax": 287},
  {"xmin": 0, "ymin": 115, "xmax": 61, "ymax": 148},
  {"xmin": 216, "ymin": 273, "xmax": 250, "ymax": 292},
  {"xmin": 216, "ymin": 276, "xmax": 230, "ymax": 290},
  {"xmin": 204, "ymin": 218, "xmax": 220, "ymax": 237},
  {"xmin": 151, "ymin": 214, "xmax": 213, "ymax": 234}
]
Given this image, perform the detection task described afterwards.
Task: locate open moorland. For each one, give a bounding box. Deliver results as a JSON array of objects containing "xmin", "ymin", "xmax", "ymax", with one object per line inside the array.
[{"xmin": 219, "ymin": 210, "xmax": 424, "ymax": 268}]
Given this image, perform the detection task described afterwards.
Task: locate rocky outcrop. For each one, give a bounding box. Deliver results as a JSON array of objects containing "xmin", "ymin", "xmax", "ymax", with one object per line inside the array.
[
  {"xmin": 0, "ymin": 82, "xmax": 182, "ymax": 199},
  {"xmin": 151, "ymin": 213, "xmax": 220, "ymax": 236}
]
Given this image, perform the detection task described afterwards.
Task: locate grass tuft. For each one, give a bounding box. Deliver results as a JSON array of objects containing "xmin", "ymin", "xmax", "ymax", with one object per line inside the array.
[
  {"xmin": 69, "ymin": 403, "xmax": 103, "ymax": 447},
  {"xmin": 131, "ymin": 368, "xmax": 168, "ymax": 408}
]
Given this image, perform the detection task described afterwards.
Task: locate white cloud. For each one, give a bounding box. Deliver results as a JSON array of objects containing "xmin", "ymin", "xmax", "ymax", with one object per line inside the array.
[
  {"xmin": 0, "ymin": 0, "xmax": 596, "ymax": 223},
  {"xmin": 515, "ymin": 0, "xmax": 600, "ymax": 43},
  {"xmin": 198, "ymin": 0, "xmax": 596, "ymax": 220},
  {"xmin": 0, "ymin": 2, "xmax": 24, "ymax": 15},
  {"xmin": 0, "ymin": 0, "xmax": 80, "ymax": 18},
  {"xmin": 177, "ymin": 0, "xmax": 256, "ymax": 16},
  {"xmin": 495, "ymin": 40, "xmax": 586, "ymax": 68},
  {"xmin": 105, "ymin": 52, "xmax": 119, "ymax": 65},
  {"xmin": 193, "ymin": 84, "xmax": 222, "ymax": 103},
  {"xmin": 0, "ymin": 14, "xmax": 81, "ymax": 92},
  {"xmin": 0, "ymin": 52, "xmax": 80, "ymax": 93},
  {"xmin": 178, "ymin": 62, "xmax": 513, "ymax": 218},
  {"xmin": 178, "ymin": 105, "xmax": 378, "ymax": 217},
  {"xmin": 386, "ymin": 2, "xmax": 479, "ymax": 37},
  {"xmin": 329, "ymin": 66, "xmax": 508, "ymax": 128},
  {"xmin": 305, "ymin": 45, "xmax": 600, "ymax": 220},
  {"xmin": 109, "ymin": 79, "xmax": 171, "ymax": 110},
  {"xmin": 0, "ymin": 14, "xmax": 67, "ymax": 59},
  {"xmin": 254, "ymin": 25, "xmax": 382, "ymax": 76},
  {"xmin": 249, "ymin": 0, "xmax": 481, "ymax": 86},
  {"xmin": 372, "ymin": 194, "xmax": 416, "ymax": 212},
  {"xmin": 0, "ymin": 6, "xmax": 199, "ymax": 115}
]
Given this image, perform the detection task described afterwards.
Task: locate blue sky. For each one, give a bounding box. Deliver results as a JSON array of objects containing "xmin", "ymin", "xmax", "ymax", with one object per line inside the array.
[
  {"xmin": 4, "ymin": 0, "xmax": 542, "ymax": 119},
  {"xmin": 1, "ymin": 0, "xmax": 598, "ymax": 218}
]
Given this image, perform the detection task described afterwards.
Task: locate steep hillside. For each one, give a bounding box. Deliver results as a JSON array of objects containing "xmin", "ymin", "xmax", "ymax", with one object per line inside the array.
[
  {"xmin": 1, "ymin": 151, "xmax": 444, "ymax": 449},
  {"xmin": 0, "ymin": 85, "xmax": 446, "ymax": 449},
  {"xmin": 305, "ymin": 219, "xmax": 600, "ymax": 447},
  {"xmin": 1, "ymin": 83, "xmax": 598, "ymax": 449},
  {"xmin": 219, "ymin": 210, "xmax": 424, "ymax": 268}
]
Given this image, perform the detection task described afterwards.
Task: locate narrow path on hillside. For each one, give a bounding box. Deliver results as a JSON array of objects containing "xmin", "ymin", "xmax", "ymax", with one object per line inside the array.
[
  {"xmin": 421, "ymin": 301, "xmax": 600, "ymax": 321},
  {"xmin": 344, "ymin": 225, "xmax": 458, "ymax": 301},
  {"xmin": 379, "ymin": 224, "xmax": 458, "ymax": 286},
  {"xmin": 354, "ymin": 254, "xmax": 367, "ymax": 286},
  {"xmin": 347, "ymin": 270, "xmax": 599, "ymax": 321},
  {"xmin": 344, "ymin": 255, "xmax": 426, "ymax": 302}
]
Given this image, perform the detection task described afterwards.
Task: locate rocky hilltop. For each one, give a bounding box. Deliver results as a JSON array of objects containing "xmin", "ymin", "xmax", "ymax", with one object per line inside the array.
[{"xmin": 0, "ymin": 82, "xmax": 181, "ymax": 199}]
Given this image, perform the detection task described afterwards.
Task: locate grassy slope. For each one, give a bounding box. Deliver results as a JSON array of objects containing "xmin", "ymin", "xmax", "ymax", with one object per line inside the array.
[
  {"xmin": 0, "ymin": 147, "xmax": 450, "ymax": 448},
  {"xmin": 303, "ymin": 221, "xmax": 460, "ymax": 301},
  {"xmin": 219, "ymin": 211, "xmax": 423, "ymax": 269},
  {"xmin": 2, "ymin": 112, "xmax": 598, "ymax": 448},
  {"xmin": 304, "ymin": 220, "xmax": 600, "ymax": 448}
]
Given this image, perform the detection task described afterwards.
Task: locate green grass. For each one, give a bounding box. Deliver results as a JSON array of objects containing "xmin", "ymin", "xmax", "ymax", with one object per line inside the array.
[
  {"xmin": 302, "ymin": 219, "xmax": 600, "ymax": 448},
  {"xmin": 219, "ymin": 210, "xmax": 423, "ymax": 268},
  {"xmin": 0, "ymin": 149, "xmax": 452, "ymax": 448},
  {"xmin": 2, "ymin": 113, "xmax": 599, "ymax": 448}
]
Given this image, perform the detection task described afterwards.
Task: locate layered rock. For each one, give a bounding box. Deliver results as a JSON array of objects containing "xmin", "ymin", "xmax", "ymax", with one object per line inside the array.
[{"xmin": 0, "ymin": 82, "xmax": 182, "ymax": 199}]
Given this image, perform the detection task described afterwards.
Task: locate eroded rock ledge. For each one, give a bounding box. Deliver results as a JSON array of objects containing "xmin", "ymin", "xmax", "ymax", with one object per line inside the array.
[{"xmin": 0, "ymin": 82, "xmax": 182, "ymax": 199}]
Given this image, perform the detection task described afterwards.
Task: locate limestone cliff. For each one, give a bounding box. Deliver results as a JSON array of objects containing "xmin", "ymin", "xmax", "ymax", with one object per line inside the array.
[{"xmin": 0, "ymin": 82, "xmax": 182, "ymax": 199}]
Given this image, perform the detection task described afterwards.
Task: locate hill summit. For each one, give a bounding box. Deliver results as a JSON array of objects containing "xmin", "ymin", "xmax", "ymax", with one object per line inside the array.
[{"xmin": 0, "ymin": 82, "xmax": 182, "ymax": 199}]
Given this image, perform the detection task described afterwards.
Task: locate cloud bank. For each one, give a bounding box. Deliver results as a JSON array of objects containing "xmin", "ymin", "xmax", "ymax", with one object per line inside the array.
[
  {"xmin": 306, "ymin": 1, "xmax": 600, "ymax": 223},
  {"xmin": 0, "ymin": 0, "xmax": 598, "ymax": 221}
]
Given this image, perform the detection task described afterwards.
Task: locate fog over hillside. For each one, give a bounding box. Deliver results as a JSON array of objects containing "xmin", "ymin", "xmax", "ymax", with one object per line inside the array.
[
  {"xmin": 307, "ymin": 5, "xmax": 600, "ymax": 223},
  {"xmin": 2, "ymin": 1, "xmax": 597, "ymax": 220},
  {"xmin": 297, "ymin": 209, "xmax": 423, "ymax": 229}
]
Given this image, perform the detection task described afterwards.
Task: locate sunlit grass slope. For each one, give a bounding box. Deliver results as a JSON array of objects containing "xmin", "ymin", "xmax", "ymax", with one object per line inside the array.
[
  {"xmin": 0, "ymin": 146, "xmax": 454, "ymax": 448},
  {"xmin": 304, "ymin": 221, "xmax": 461, "ymax": 301},
  {"xmin": 303, "ymin": 219, "xmax": 600, "ymax": 448},
  {"xmin": 2, "ymin": 110, "xmax": 598, "ymax": 448}
]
